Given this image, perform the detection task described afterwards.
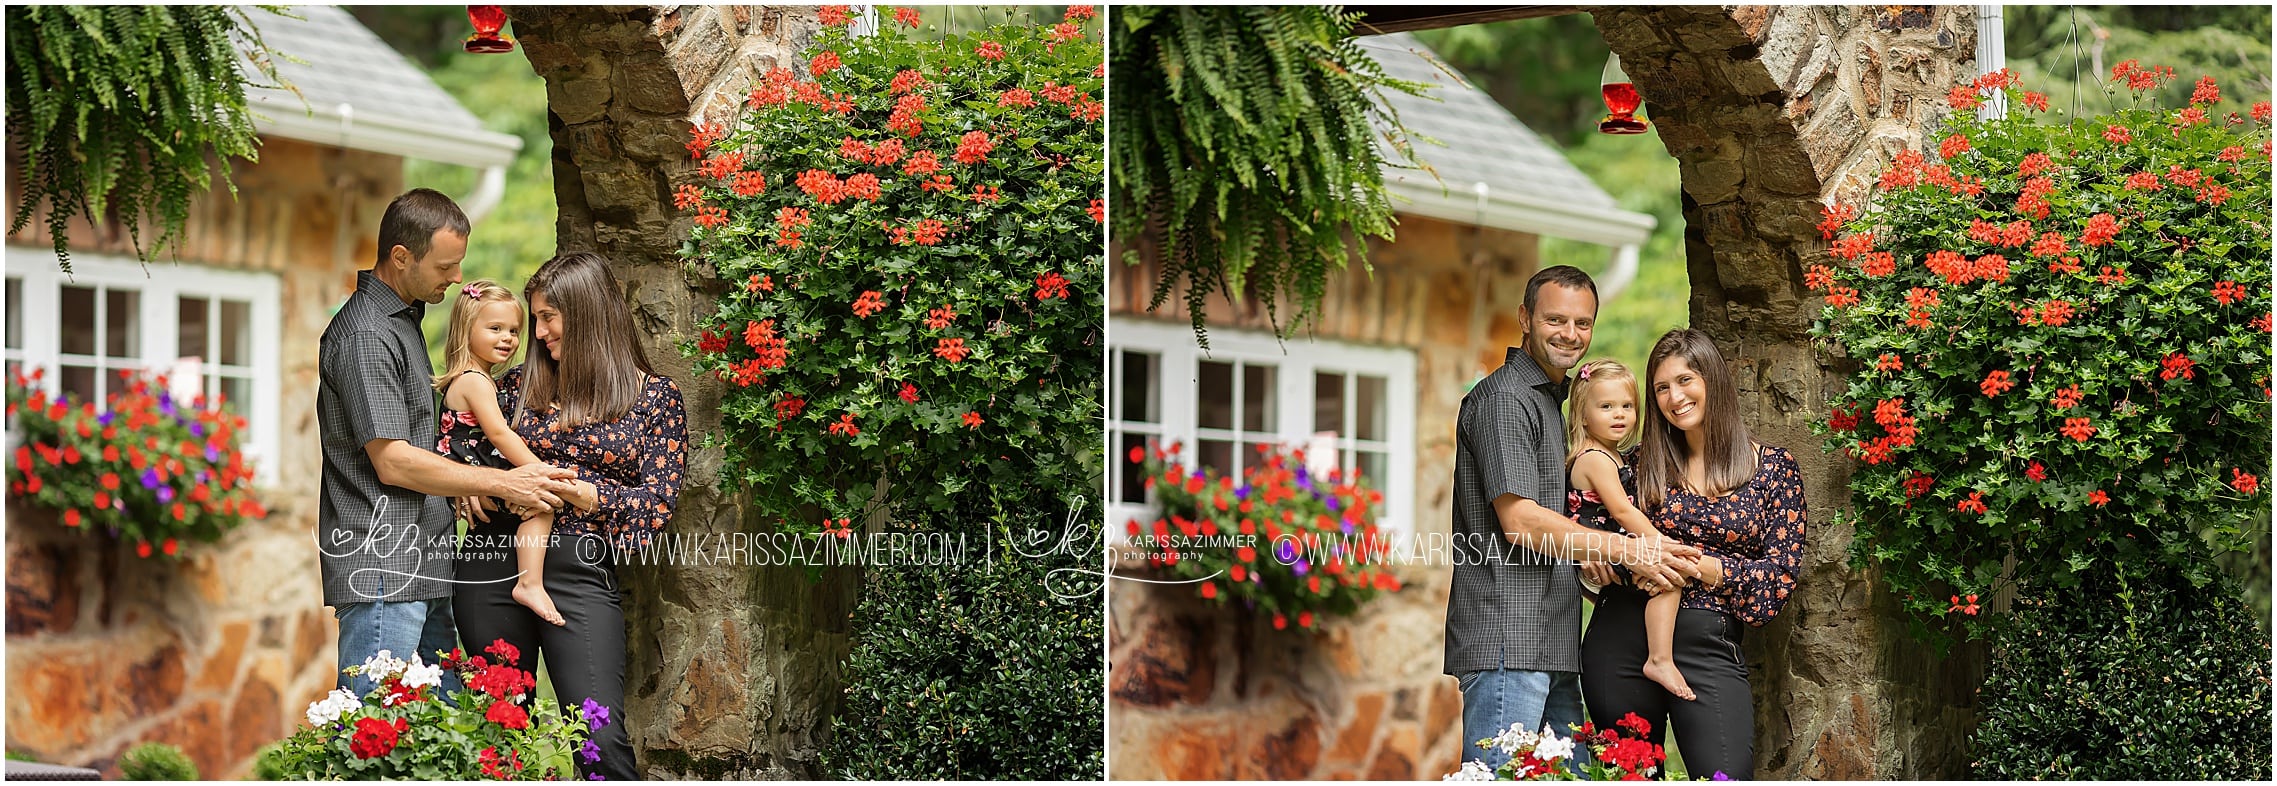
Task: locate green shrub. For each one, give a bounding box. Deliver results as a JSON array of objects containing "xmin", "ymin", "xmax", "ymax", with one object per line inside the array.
[
  {"xmin": 117, "ymin": 742, "xmax": 197, "ymax": 780},
  {"xmin": 821, "ymin": 517, "xmax": 1103, "ymax": 779},
  {"xmin": 1970, "ymin": 573, "xmax": 2272, "ymax": 779}
]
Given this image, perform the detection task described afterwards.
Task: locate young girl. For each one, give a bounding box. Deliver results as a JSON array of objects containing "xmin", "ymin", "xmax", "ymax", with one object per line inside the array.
[
  {"xmin": 434, "ymin": 280, "xmax": 565, "ymax": 628},
  {"xmin": 1566, "ymin": 359, "xmax": 1693, "ymax": 701}
]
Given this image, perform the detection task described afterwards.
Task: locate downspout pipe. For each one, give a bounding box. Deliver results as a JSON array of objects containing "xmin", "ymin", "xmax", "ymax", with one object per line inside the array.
[{"xmin": 1977, "ymin": 5, "xmax": 2007, "ymax": 121}]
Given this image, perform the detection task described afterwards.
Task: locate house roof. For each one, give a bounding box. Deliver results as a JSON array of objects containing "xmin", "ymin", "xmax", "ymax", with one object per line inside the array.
[
  {"xmin": 1360, "ymin": 33, "xmax": 1654, "ymax": 247},
  {"xmin": 240, "ymin": 6, "xmax": 521, "ymax": 168}
]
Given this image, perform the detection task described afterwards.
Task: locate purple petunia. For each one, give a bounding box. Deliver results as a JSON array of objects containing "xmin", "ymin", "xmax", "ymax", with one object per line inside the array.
[
  {"xmin": 1340, "ymin": 522, "xmax": 1355, "ymax": 536},
  {"xmin": 588, "ymin": 774, "xmax": 605, "ymax": 781},
  {"xmin": 1274, "ymin": 539, "xmax": 1298, "ymax": 564},
  {"xmin": 580, "ymin": 739, "xmax": 601, "ymax": 764},
  {"xmin": 157, "ymin": 393, "xmax": 176, "ymax": 417},
  {"xmin": 1234, "ymin": 485, "xmax": 1251, "ymax": 500},
  {"xmin": 205, "ymin": 445, "xmax": 221, "ymax": 463},
  {"xmin": 139, "ymin": 468, "xmax": 162, "ymax": 490},
  {"xmin": 189, "ymin": 422, "xmax": 205, "ymax": 438},
  {"xmin": 156, "ymin": 486, "xmax": 175, "ymax": 504},
  {"xmin": 97, "ymin": 411, "xmax": 115, "ymax": 427},
  {"xmin": 1324, "ymin": 496, "xmax": 1340, "ymax": 512},
  {"xmin": 583, "ymin": 698, "xmax": 611, "ymax": 730},
  {"xmin": 1712, "ymin": 773, "xmax": 1730, "ymax": 781}
]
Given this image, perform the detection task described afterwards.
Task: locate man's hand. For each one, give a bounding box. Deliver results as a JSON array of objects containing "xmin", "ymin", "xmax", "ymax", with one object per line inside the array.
[
  {"xmin": 495, "ymin": 463, "xmax": 575, "ymax": 513},
  {"xmin": 455, "ymin": 495, "xmax": 493, "ymax": 523}
]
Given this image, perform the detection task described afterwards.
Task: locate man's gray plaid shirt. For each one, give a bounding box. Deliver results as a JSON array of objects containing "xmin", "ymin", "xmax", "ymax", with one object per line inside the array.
[
  {"xmin": 316, "ymin": 270, "xmax": 455, "ymax": 606},
  {"xmin": 1445, "ymin": 347, "xmax": 1582, "ymax": 676}
]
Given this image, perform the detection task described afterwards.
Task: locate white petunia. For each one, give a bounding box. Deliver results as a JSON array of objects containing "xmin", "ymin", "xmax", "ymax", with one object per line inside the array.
[
  {"xmin": 1442, "ymin": 760, "xmax": 1498, "ymax": 782},
  {"xmin": 400, "ymin": 662, "xmax": 444, "ymax": 690},
  {"xmin": 1532, "ymin": 728, "xmax": 1576, "ymax": 762},
  {"xmin": 305, "ymin": 688, "xmax": 361, "ymax": 726}
]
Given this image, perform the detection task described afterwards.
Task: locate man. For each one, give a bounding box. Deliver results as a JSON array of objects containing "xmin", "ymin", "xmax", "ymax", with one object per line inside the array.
[
  {"xmin": 317, "ymin": 188, "xmax": 574, "ymax": 695},
  {"xmin": 1446, "ymin": 265, "xmax": 1704, "ymax": 770}
]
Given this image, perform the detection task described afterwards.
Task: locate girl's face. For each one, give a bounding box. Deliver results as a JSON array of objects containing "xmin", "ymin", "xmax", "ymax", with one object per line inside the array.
[
  {"xmin": 469, "ymin": 300, "xmax": 522, "ymax": 365},
  {"xmin": 1578, "ymin": 377, "xmax": 1637, "ymax": 445},
  {"xmin": 1651, "ymin": 357, "xmax": 1709, "ymax": 433},
  {"xmin": 529, "ymin": 293, "xmax": 564, "ymax": 362}
]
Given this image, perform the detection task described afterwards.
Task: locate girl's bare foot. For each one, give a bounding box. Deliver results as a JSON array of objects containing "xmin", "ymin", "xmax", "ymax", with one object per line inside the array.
[
  {"xmin": 1644, "ymin": 657, "xmax": 1696, "ymax": 701},
  {"xmin": 514, "ymin": 581, "xmax": 567, "ymax": 627}
]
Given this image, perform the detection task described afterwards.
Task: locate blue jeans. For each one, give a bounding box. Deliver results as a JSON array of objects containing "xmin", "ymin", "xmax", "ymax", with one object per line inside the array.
[
  {"xmin": 334, "ymin": 598, "xmax": 464, "ymax": 698},
  {"xmin": 1459, "ymin": 668, "xmax": 1595, "ymax": 776}
]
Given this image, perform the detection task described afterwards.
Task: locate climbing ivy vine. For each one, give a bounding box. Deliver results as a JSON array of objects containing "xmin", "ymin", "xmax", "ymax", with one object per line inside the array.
[
  {"xmin": 5, "ymin": 5, "xmax": 290, "ymax": 274},
  {"xmin": 1108, "ymin": 5, "xmax": 1429, "ymax": 346}
]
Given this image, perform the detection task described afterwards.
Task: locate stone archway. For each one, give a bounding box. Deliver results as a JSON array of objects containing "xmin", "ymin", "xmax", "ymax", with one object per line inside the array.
[
  {"xmin": 1591, "ymin": 5, "xmax": 1984, "ymax": 779},
  {"xmin": 507, "ymin": 6, "xmax": 857, "ymax": 779}
]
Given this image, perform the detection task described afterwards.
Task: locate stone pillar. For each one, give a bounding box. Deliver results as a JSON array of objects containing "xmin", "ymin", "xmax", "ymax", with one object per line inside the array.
[
  {"xmin": 509, "ymin": 7, "xmax": 858, "ymax": 778},
  {"xmin": 1592, "ymin": 5, "xmax": 1985, "ymax": 779}
]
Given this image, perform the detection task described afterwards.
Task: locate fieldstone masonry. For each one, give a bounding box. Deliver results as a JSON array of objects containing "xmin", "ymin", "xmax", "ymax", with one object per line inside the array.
[
  {"xmin": 1592, "ymin": 4, "xmax": 1986, "ymax": 779},
  {"xmin": 508, "ymin": 6, "xmax": 860, "ymax": 779}
]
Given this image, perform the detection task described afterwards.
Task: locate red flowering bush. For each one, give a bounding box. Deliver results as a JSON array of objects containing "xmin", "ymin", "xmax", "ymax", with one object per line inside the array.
[
  {"xmin": 679, "ymin": 7, "xmax": 1102, "ymax": 535},
  {"xmin": 1135, "ymin": 442, "xmax": 1400, "ymax": 628},
  {"xmin": 5, "ymin": 367, "xmax": 266, "ymax": 556},
  {"xmin": 1810, "ymin": 66, "xmax": 2271, "ymax": 642},
  {"xmin": 255, "ymin": 639, "xmax": 607, "ymax": 779}
]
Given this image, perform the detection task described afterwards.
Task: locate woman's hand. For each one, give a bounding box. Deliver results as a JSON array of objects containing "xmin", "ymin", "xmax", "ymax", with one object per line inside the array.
[
  {"xmin": 1666, "ymin": 553, "xmax": 1725, "ymax": 589},
  {"xmin": 562, "ymin": 479, "xmax": 601, "ymax": 512},
  {"xmin": 1579, "ymin": 561, "xmax": 1622, "ymax": 588}
]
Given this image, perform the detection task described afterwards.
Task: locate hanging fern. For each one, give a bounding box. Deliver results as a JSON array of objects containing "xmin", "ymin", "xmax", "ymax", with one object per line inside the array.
[
  {"xmin": 5, "ymin": 6, "xmax": 291, "ymax": 274},
  {"xmin": 1108, "ymin": 5, "xmax": 1430, "ymax": 346}
]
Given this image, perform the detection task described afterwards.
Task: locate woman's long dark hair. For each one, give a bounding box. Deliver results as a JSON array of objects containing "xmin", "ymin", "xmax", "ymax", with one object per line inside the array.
[
  {"xmin": 517, "ymin": 252, "xmax": 653, "ymax": 427},
  {"xmin": 1636, "ymin": 329, "xmax": 1757, "ymax": 512}
]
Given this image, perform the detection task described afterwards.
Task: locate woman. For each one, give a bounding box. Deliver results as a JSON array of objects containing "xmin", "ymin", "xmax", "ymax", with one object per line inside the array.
[
  {"xmin": 451, "ymin": 252, "xmax": 687, "ymax": 781},
  {"xmin": 1578, "ymin": 329, "xmax": 1802, "ymax": 779}
]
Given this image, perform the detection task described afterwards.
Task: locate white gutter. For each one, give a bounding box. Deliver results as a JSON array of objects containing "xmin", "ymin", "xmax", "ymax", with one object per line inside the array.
[
  {"xmin": 1383, "ymin": 176, "xmax": 1657, "ymax": 248},
  {"xmin": 248, "ymin": 95, "xmax": 522, "ymax": 170},
  {"xmin": 1597, "ymin": 243, "xmax": 1641, "ymax": 304},
  {"xmin": 1976, "ymin": 5, "xmax": 2007, "ymax": 121}
]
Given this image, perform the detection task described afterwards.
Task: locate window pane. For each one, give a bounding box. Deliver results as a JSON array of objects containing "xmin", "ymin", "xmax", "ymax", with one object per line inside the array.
[
  {"xmin": 60, "ymin": 365, "xmax": 96, "ymax": 404},
  {"xmin": 1196, "ymin": 360, "xmax": 1233, "ymax": 430},
  {"xmin": 1356, "ymin": 375, "xmax": 1388, "ymax": 442},
  {"xmin": 1117, "ymin": 432, "xmax": 1150, "ymax": 504},
  {"xmin": 1242, "ymin": 363, "xmax": 1277, "ymax": 432},
  {"xmin": 1119, "ymin": 350, "xmax": 1158, "ymax": 423},
  {"xmin": 218, "ymin": 375, "xmax": 253, "ymax": 420},
  {"xmin": 5, "ymin": 278, "xmax": 21, "ymax": 350},
  {"xmin": 1314, "ymin": 372, "xmax": 1346, "ymax": 437},
  {"xmin": 104, "ymin": 289, "xmax": 139, "ymax": 359},
  {"xmin": 61, "ymin": 286, "xmax": 96, "ymax": 355},
  {"xmin": 178, "ymin": 297, "xmax": 211, "ymax": 361},
  {"xmin": 219, "ymin": 300, "xmax": 251, "ymax": 366},
  {"xmin": 1356, "ymin": 450, "xmax": 1388, "ymax": 489},
  {"xmin": 1197, "ymin": 439, "xmax": 1234, "ymax": 479}
]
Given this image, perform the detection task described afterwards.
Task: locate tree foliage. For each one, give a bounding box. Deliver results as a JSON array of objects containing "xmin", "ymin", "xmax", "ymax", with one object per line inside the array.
[
  {"xmin": 1108, "ymin": 5, "xmax": 1428, "ymax": 346},
  {"xmin": 4, "ymin": 5, "xmax": 290, "ymax": 274}
]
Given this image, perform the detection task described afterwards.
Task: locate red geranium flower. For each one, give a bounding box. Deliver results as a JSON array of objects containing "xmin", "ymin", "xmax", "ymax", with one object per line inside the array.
[
  {"xmin": 953, "ymin": 131, "xmax": 994, "ymax": 165},
  {"xmin": 1979, "ymin": 369, "xmax": 2015, "ymax": 397},
  {"xmin": 2025, "ymin": 461, "xmax": 2047, "ymax": 483},
  {"xmin": 828, "ymin": 413, "xmax": 860, "ymax": 437},
  {"xmin": 1946, "ymin": 85, "xmax": 1980, "ymax": 110},
  {"xmin": 2088, "ymin": 489, "xmax": 2110, "ymax": 507},
  {"xmin": 962, "ymin": 411, "xmax": 984, "ymax": 429},
  {"xmin": 933, "ymin": 337, "xmax": 972, "ymax": 363},
  {"xmin": 2191, "ymin": 75, "xmax": 2220, "ymax": 105},
  {"xmin": 1825, "ymin": 286, "xmax": 1860, "ymax": 309},
  {"xmin": 1875, "ymin": 353, "xmax": 1902, "ymax": 372},
  {"xmin": 2050, "ymin": 384, "xmax": 2083, "ymax": 410},
  {"xmin": 808, "ymin": 50, "xmax": 840, "ymax": 76},
  {"xmin": 851, "ymin": 291, "xmax": 887, "ymax": 318},
  {"xmin": 1088, "ymin": 199, "xmax": 1106, "ymax": 224},
  {"xmin": 1939, "ymin": 134, "xmax": 1971, "ymax": 159},
  {"xmin": 2159, "ymin": 352, "xmax": 2195, "ymax": 382},
  {"xmin": 2021, "ymin": 91, "xmax": 2049, "ymax": 112},
  {"xmin": 2061, "ymin": 417, "xmax": 2097, "ymax": 442},
  {"xmin": 2213, "ymin": 281, "xmax": 2246, "ymax": 306},
  {"xmin": 892, "ymin": 6, "xmax": 920, "ymax": 27},
  {"xmin": 975, "ymin": 41, "xmax": 1005, "ymax": 61},
  {"xmin": 1956, "ymin": 491, "xmax": 1988, "ymax": 515},
  {"xmin": 349, "ymin": 717, "xmax": 408, "ymax": 759},
  {"xmin": 818, "ymin": 5, "xmax": 852, "ymax": 26},
  {"xmin": 1902, "ymin": 471, "xmax": 1934, "ymax": 499},
  {"xmin": 673, "ymin": 184, "xmax": 704, "ymax": 210},
  {"xmin": 2232, "ymin": 468, "xmax": 2260, "ymax": 496},
  {"xmin": 486, "ymin": 700, "xmax": 530, "ymax": 730},
  {"xmin": 925, "ymin": 304, "xmax": 957, "ymax": 331},
  {"xmin": 1034, "ymin": 271, "xmax": 1071, "ymax": 300},
  {"xmin": 2103, "ymin": 124, "xmax": 2132, "ymax": 145}
]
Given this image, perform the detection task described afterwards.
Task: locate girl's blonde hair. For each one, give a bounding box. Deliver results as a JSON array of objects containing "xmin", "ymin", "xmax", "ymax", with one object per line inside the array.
[
  {"xmin": 432, "ymin": 279, "xmax": 524, "ymax": 392},
  {"xmin": 1565, "ymin": 358, "xmax": 1640, "ymax": 465}
]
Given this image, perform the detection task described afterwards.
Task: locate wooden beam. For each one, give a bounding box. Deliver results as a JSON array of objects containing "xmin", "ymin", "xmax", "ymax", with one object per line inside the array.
[{"xmin": 1346, "ymin": 6, "xmax": 1586, "ymax": 35}]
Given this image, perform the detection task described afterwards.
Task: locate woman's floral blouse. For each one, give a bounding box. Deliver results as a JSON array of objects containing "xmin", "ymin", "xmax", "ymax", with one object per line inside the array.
[
  {"xmin": 1652, "ymin": 444, "xmax": 1805, "ymax": 627},
  {"xmin": 497, "ymin": 366, "xmax": 687, "ymax": 550}
]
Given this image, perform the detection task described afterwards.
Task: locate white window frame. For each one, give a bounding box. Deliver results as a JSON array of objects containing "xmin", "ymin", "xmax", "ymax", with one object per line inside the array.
[
  {"xmin": 6, "ymin": 248, "xmax": 283, "ymax": 486},
  {"xmin": 1108, "ymin": 319, "xmax": 1418, "ymax": 547}
]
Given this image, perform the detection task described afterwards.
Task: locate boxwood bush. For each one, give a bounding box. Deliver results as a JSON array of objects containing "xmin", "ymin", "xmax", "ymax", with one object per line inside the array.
[
  {"xmin": 1970, "ymin": 573, "xmax": 2272, "ymax": 779},
  {"xmin": 819, "ymin": 513, "xmax": 1103, "ymax": 779}
]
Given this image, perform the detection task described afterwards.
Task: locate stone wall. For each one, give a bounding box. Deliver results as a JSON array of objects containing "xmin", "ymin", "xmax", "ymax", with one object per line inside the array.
[
  {"xmin": 1592, "ymin": 5, "xmax": 1986, "ymax": 779},
  {"xmin": 1109, "ymin": 215, "xmax": 1543, "ymax": 779},
  {"xmin": 508, "ymin": 6, "xmax": 862, "ymax": 778},
  {"xmin": 5, "ymin": 137, "xmax": 402, "ymax": 778}
]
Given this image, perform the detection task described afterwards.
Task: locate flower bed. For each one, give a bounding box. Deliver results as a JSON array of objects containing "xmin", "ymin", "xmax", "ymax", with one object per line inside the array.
[
  {"xmin": 256, "ymin": 640, "xmax": 606, "ymax": 780},
  {"xmin": 678, "ymin": 4, "xmax": 1102, "ymax": 536},
  {"xmin": 1808, "ymin": 65, "xmax": 2271, "ymax": 642},
  {"xmin": 1133, "ymin": 442, "xmax": 1401, "ymax": 629},
  {"xmin": 5, "ymin": 367, "xmax": 265, "ymax": 556}
]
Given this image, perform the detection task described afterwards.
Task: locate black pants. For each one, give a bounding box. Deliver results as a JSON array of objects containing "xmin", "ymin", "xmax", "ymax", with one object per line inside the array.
[
  {"xmin": 454, "ymin": 516, "xmax": 639, "ymax": 781},
  {"xmin": 1581, "ymin": 586, "xmax": 1754, "ymax": 780}
]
